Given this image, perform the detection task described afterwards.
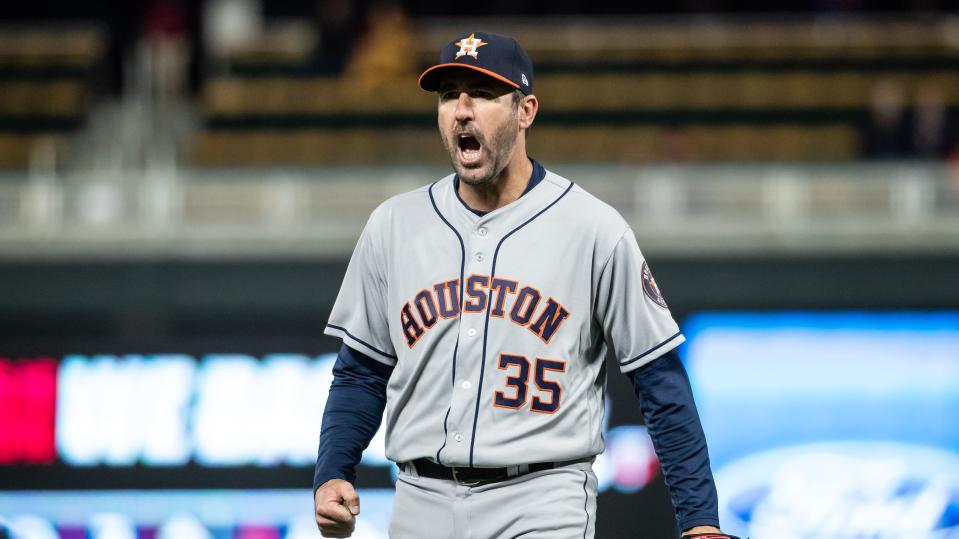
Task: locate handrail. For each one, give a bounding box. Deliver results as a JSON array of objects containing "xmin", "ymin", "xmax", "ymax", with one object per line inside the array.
[{"xmin": 0, "ymin": 162, "xmax": 956, "ymax": 258}]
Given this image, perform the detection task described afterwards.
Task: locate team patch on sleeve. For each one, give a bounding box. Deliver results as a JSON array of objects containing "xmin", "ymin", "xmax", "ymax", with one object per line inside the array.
[{"xmin": 641, "ymin": 261, "xmax": 669, "ymax": 309}]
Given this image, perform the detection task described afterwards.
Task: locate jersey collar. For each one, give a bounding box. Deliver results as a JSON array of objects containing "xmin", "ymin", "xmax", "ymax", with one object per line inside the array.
[{"xmin": 453, "ymin": 158, "xmax": 546, "ymax": 217}]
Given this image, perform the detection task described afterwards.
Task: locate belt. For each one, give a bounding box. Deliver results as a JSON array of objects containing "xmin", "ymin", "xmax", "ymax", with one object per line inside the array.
[{"xmin": 409, "ymin": 458, "xmax": 578, "ymax": 485}]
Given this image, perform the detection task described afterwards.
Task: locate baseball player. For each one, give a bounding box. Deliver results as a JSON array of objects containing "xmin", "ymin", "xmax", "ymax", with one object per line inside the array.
[{"xmin": 313, "ymin": 32, "xmax": 736, "ymax": 539}]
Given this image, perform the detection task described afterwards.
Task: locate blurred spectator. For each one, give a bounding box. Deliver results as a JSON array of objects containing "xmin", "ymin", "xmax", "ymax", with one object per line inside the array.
[
  {"xmin": 343, "ymin": 1, "xmax": 416, "ymax": 91},
  {"xmin": 205, "ymin": 0, "xmax": 262, "ymax": 61},
  {"xmin": 910, "ymin": 83, "xmax": 955, "ymax": 159},
  {"xmin": 312, "ymin": 0, "xmax": 366, "ymax": 74},
  {"xmin": 948, "ymin": 146, "xmax": 959, "ymax": 199},
  {"xmin": 863, "ymin": 79, "xmax": 910, "ymax": 159},
  {"xmin": 143, "ymin": 0, "xmax": 190, "ymax": 105}
]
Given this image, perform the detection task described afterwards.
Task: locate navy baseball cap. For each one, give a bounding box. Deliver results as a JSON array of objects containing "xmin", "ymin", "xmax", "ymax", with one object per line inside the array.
[{"xmin": 418, "ymin": 32, "xmax": 534, "ymax": 95}]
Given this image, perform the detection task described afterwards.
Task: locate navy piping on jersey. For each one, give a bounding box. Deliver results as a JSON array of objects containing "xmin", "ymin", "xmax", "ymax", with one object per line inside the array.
[
  {"xmin": 325, "ymin": 324, "xmax": 398, "ymax": 359},
  {"xmin": 453, "ymin": 158, "xmax": 546, "ymax": 217},
  {"xmin": 436, "ymin": 408, "xmax": 452, "ymax": 463},
  {"xmin": 469, "ymin": 180, "xmax": 575, "ymax": 467},
  {"xmin": 428, "ymin": 180, "xmax": 467, "ymax": 465},
  {"xmin": 620, "ymin": 331, "xmax": 683, "ymax": 368},
  {"xmin": 581, "ymin": 470, "xmax": 590, "ymax": 539}
]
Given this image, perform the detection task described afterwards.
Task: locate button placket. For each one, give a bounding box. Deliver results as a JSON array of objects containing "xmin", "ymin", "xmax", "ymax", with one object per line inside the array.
[
  {"xmin": 473, "ymin": 221, "xmax": 488, "ymax": 263},
  {"xmin": 447, "ymin": 218, "xmax": 493, "ymax": 459}
]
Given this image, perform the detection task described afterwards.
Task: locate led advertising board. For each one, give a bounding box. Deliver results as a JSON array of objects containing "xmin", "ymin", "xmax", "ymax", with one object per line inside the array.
[
  {"xmin": 0, "ymin": 353, "xmax": 660, "ymax": 538},
  {"xmin": 6, "ymin": 311, "xmax": 953, "ymax": 538},
  {"xmin": 683, "ymin": 311, "xmax": 959, "ymax": 538}
]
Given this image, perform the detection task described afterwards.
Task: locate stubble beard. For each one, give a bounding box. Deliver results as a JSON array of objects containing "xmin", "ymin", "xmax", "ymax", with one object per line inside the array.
[{"xmin": 443, "ymin": 111, "xmax": 520, "ymax": 187}]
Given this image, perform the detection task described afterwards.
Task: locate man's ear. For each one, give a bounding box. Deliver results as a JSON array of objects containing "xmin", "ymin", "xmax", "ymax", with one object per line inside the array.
[{"xmin": 519, "ymin": 94, "xmax": 538, "ymax": 130}]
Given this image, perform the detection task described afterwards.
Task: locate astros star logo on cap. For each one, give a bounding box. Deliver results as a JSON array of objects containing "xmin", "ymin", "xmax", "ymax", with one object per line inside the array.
[
  {"xmin": 419, "ymin": 31, "xmax": 534, "ymax": 95},
  {"xmin": 454, "ymin": 33, "xmax": 488, "ymax": 59}
]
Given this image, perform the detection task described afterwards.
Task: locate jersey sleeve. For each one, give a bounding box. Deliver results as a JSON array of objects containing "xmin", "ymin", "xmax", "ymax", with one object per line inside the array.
[
  {"xmin": 594, "ymin": 228, "xmax": 685, "ymax": 373},
  {"xmin": 324, "ymin": 210, "xmax": 398, "ymax": 366}
]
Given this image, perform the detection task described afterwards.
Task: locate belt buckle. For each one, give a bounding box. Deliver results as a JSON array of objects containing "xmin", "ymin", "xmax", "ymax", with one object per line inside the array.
[{"xmin": 450, "ymin": 466, "xmax": 482, "ymax": 487}]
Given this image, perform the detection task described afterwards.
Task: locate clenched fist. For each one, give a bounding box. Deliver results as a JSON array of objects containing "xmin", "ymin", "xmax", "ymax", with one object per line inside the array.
[{"xmin": 314, "ymin": 479, "xmax": 360, "ymax": 538}]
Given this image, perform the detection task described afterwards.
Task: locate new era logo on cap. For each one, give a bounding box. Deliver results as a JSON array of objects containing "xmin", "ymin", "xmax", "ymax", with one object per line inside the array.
[{"xmin": 419, "ymin": 32, "xmax": 534, "ymax": 95}]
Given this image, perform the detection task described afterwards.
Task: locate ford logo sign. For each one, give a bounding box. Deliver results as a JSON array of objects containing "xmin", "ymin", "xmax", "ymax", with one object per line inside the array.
[{"xmin": 714, "ymin": 441, "xmax": 959, "ymax": 538}]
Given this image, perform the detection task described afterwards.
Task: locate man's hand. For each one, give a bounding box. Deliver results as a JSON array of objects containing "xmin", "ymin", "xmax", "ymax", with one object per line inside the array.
[{"xmin": 314, "ymin": 479, "xmax": 360, "ymax": 538}]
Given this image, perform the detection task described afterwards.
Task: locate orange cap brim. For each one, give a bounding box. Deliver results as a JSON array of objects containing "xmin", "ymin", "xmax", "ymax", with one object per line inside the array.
[{"xmin": 418, "ymin": 63, "xmax": 520, "ymax": 92}]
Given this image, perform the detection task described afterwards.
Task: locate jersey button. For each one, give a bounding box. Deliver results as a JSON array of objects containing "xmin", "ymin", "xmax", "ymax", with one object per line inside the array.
[
  {"xmin": 467, "ymin": 328, "xmax": 476, "ymax": 337},
  {"xmin": 477, "ymin": 227, "xmax": 487, "ymax": 236},
  {"xmin": 454, "ymin": 433, "xmax": 463, "ymax": 442},
  {"xmin": 475, "ymin": 253, "xmax": 484, "ymax": 262},
  {"xmin": 461, "ymin": 381, "xmax": 471, "ymax": 389}
]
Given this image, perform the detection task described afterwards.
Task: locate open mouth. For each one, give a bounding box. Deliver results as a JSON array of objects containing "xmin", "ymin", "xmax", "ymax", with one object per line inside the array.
[{"xmin": 457, "ymin": 134, "xmax": 482, "ymax": 165}]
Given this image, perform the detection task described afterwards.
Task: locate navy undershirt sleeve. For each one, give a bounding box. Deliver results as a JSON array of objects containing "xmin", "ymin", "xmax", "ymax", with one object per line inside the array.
[
  {"xmin": 313, "ymin": 343, "xmax": 393, "ymax": 493},
  {"xmin": 629, "ymin": 348, "xmax": 720, "ymax": 533}
]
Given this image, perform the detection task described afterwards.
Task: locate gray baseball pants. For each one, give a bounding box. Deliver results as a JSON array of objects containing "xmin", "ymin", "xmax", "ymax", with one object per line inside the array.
[{"xmin": 389, "ymin": 461, "xmax": 598, "ymax": 539}]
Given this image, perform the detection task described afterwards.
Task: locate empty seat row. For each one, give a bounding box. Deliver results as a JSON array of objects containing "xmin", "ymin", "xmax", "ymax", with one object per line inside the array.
[
  {"xmin": 191, "ymin": 124, "xmax": 858, "ymax": 166},
  {"xmin": 201, "ymin": 71, "xmax": 959, "ymax": 117},
  {"xmin": 0, "ymin": 26, "xmax": 105, "ymax": 68},
  {"xmin": 412, "ymin": 19, "xmax": 959, "ymax": 64},
  {"xmin": 0, "ymin": 81, "xmax": 87, "ymax": 117}
]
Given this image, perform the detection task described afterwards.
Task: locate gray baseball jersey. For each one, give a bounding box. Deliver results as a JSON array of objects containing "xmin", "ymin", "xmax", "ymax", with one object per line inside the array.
[{"xmin": 324, "ymin": 168, "xmax": 684, "ymax": 468}]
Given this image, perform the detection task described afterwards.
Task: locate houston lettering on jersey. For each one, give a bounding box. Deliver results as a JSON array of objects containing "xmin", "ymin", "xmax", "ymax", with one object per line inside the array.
[{"xmin": 400, "ymin": 275, "xmax": 570, "ymax": 348}]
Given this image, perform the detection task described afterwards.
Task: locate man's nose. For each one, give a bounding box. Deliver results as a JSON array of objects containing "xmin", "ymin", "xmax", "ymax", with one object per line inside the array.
[{"xmin": 454, "ymin": 93, "xmax": 473, "ymax": 122}]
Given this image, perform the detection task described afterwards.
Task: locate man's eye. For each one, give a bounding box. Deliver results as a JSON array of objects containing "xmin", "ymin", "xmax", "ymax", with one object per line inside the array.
[{"xmin": 439, "ymin": 89, "xmax": 493, "ymax": 100}]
